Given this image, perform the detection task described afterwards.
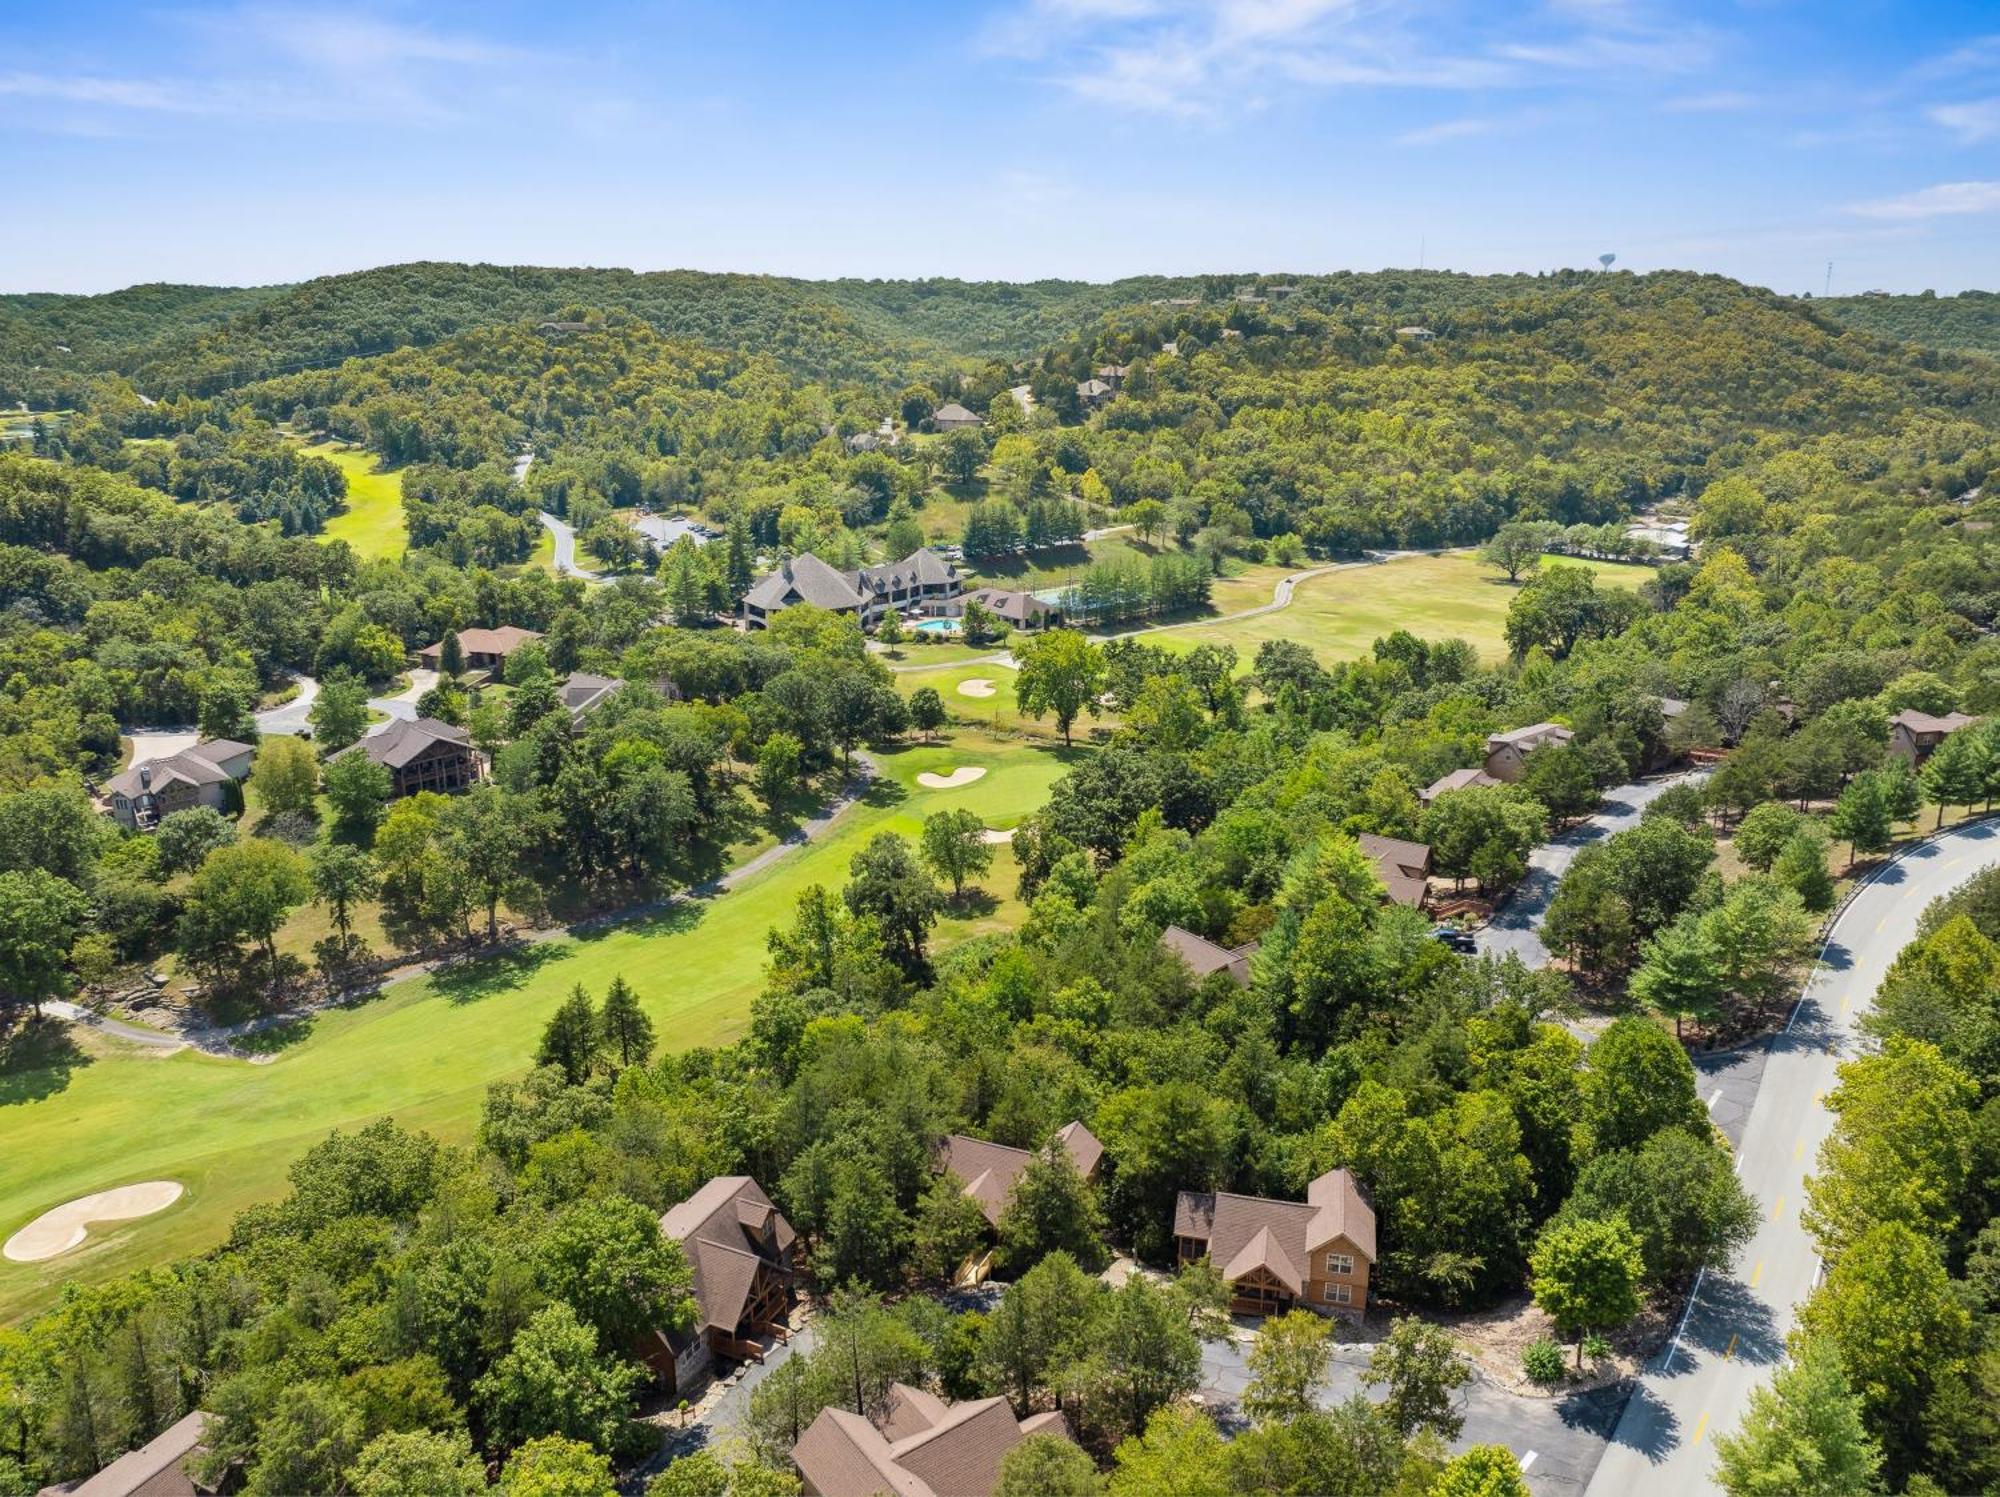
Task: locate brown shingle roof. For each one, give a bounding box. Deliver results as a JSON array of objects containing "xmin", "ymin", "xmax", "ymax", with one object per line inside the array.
[
  {"xmin": 1173, "ymin": 1168, "xmax": 1376, "ymax": 1287},
  {"xmin": 931, "ymin": 402, "xmax": 981, "ymax": 425},
  {"xmin": 744, "ymin": 553, "xmax": 867, "ymax": 613},
  {"xmin": 422, "ymin": 626, "xmax": 542, "ymax": 661},
  {"xmin": 659, "ymin": 1176, "xmax": 795, "ymax": 1334},
  {"xmin": 793, "ymin": 1387, "xmax": 1071, "ymax": 1497},
  {"xmin": 1420, "ymin": 767, "xmax": 1500, "ymax": 802},
  {"xmin": 70, "ymin": 1411, "xmax": 211, "ymax": 1497},
  {"xmin": 102, "ymin": 740, "xmax": 247, "ymax": 800},
  {"xmin": 935, "ymin": 1124, "xmax": 1102, "ymax": 1227},
  {"xmin": 1356, "ymin": 832, "xmax": 1431, "ymax": 908},
  {"xmin": 1159, "ymin": 925, "xmax": 1258, "ymax": 986},
  {"xmin": 334, "ymin": 716, "xmax": 470, "ymax": 770},
  {"xmin": 1892, "ymin": 709, "xmax": 1976, "ymax": 737}
]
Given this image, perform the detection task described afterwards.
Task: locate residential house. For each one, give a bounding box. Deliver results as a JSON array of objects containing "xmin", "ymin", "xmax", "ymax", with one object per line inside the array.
[
  {"xmin": 1891, "ymin": 709, "xmax": 1978, "ymax": 764},
  {"xmin": 1395, "ymin": 325, "xmax": 1437, "ymax": 342},
  {"xmin": 102, "ymin": 741, "xmax": 254, "ymax": 830},
  {"xmin": 560, "ymin": 671, "xmax": 620, "ymax": 720},
  {"xmin": 794, "ymin": 1384, "xmax": 1072, "ymax": 1497},
  {"xmin": 1174, "ymin": 1168, "xmax": 1377, "ymax": 1318},
  {"xmin": 960, "ymin": 585, "xmax": 1062, "ymax": 632},
  {"xmin": 648, "ymin": 1177, "xmax": 797, "ymax": 1396},
  {"xmin": 1483, "ymin": 722, "xmax": 1575, "ymax": 782},
  {"xmin": 1007, "ymin": 384, "xmax": 1035, "ymax": 415},
  {"xmin": 417, "ymin": 626, "xmax": 543, "ymax": 674},
  {"xmin": 1356, "ymin": 832, "xmax": 1432, "ymax": 909},
  {"xmin": 1075, "ymin": 377, "xmax": 1113, "ymax": 409},
  {"xmin": 330, "ymin": 717, "xmax": 478, "ymax": 799},
  {"xmin": 1160, "ymin": 925, "xmax": 1259, "ymax": 988},
  {"xmin": 1419, "ymin": 766, "xmax": 1500, "ymax": 805},
  {"xmin": 930, "ymin": 402, "xmax": 983, "ymax": 431},
  {"xmin": 1094, "ymin": 363, "xmax": 1130, "ymax": 390},
  {"xmin": 936, "ymin": 1122, "xmax": 1104, "ymax": 1228},
  {"xmin": 742, "ymin": 553, "xmax": 868, "ymax": 628},
  {"xmin": 743, "ymin": 548, "xmax": 962, "ymax": 630},
  {"xmin": 854, "ymin": 547, "xmax": 962, "ymax": 623},
  {"xmin": 58, "ymin": 1411, "xmax": 216, "ymax": 1497}
]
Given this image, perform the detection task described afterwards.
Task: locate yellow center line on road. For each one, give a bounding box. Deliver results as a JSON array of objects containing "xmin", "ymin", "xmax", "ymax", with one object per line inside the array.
[
  {"xmin": 1794, "ymin": 1137, "xmax": 1804, "ymax": 1160},
  {"xmin": 1771, "ymin": 1195, "xmax": 1786, "ymax": 1221},
  {"xmin": 1692, "ymin": 1411, "xmax": 1712, "ymax": 1446},
  {"xmin": 1723, "ymin": 1333, "xmax": 1738, "ymax": 1360},
  {"xmin": 1750, "ymin": 1260, "xmax": 1765, "ymax": 1288}
]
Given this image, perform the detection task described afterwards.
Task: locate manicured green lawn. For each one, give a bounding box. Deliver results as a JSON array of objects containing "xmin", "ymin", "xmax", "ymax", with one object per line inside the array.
[
  {"xmin": 308, "ymin": 443, "xmax": 406, "ymax": 560},
  {"xmin": 1152, "ymin": 551, "xmax": 1651, "ymax": 663},
  {"xmin": 0, "ymin": 731, "xmax": 1077, "ymax": 1321}
]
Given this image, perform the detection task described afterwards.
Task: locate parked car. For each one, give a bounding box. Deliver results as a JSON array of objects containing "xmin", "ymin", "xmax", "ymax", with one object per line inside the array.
[{"xmin": 1430, "ymin": 925, "xmax": 1477, "ymax": 953}]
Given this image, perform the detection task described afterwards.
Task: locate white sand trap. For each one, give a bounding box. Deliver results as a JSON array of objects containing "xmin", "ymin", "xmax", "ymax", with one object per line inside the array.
[
  {"xmin": 917, "ymin": 766, "xmax": 989, "ymax": 790},
  {"xmin": 980, "ymin": 827, "xmax": 1014, "ymax": 844},
  {"xmin": 957, "ymin": 678, "xmax": 998, "ymax": 698},
  {"xmin": 4, "ymin": 1181, "xmax": 184, "ymax": 1262}
]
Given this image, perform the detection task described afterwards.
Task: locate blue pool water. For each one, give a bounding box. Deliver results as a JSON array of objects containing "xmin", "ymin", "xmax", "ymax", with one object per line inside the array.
[{"xmin": 914, "ymin": 618, "xmax": 960, "ymax": 635}]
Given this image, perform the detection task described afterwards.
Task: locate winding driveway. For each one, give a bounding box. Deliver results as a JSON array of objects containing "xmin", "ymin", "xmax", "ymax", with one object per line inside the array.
[
  {"xmin": 1587, "ymin": 816, "xmax": 2000, "ymax": 1495},
  {"xmin": 538, "ymin": 510, "xmax": 602, "ymax": 581},
  {"xmin": 253, "ymin": 671, "xmax": 320, "ymax": 735},
  {"xmin": 1476, "ymin": 770, "xmax": 1707, "ymax": 969}
]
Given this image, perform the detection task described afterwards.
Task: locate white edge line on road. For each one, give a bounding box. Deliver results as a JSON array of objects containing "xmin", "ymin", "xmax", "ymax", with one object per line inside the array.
[
  {"xmin": 1661, "ymin": 1265, "xmax": 1708, "ymax": 1373},
  {"xmin": 1706, "ymin": 1088, "xmax": 1722, "ymax": 1110},
  {"xmin": 1520, "ymin": 1451, "xmax": 1539, "ymax": 1472}
]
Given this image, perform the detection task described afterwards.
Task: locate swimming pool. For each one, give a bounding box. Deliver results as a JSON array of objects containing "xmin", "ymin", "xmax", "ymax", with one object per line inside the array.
[{"xmin": 914, "ymin": 618, "xmax": 961, "ymax": 635}]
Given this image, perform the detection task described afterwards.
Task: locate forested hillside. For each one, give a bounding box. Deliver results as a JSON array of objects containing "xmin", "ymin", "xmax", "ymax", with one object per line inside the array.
[
  {"xmin": 5, "ymin": 260, "xmax": 2000, "ymax": 1492},
  {"xmin": 1819, "ymin": 290, "xmax": 2000, "ymax": 359}
]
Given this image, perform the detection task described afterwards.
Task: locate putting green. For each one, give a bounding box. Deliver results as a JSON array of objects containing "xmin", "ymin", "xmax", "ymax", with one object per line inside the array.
[{"xmin": 0, "ymin": 732, "xmax": 1082, "ymax": 1321}]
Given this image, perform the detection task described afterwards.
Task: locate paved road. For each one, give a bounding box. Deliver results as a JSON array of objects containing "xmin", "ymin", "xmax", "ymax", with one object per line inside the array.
[
  {"xmin": 1197, "ymin": 1324, "xmax": 1626, "ymax": 1496},
  {"xmin": 365, "ymin": 669, "xmax": 438, "ymax": 729},
  {"xmin": 44, "ymin": 999, "xmax": 186, "ymax": 1052},
  {"xmin": 253, "ymin": 671, "xmax": 319, "ymax": 735},
  {"xmin": 1476, "ymin": 771, "xmax": 1707, "ymax": 969},
  {"xmin": 538, "ymin": 510, "xmax": 602, "ymax": 580},
  {"xmin": 1586, "ymin": 817, "xmax": 2000, "ymax": 1495}
]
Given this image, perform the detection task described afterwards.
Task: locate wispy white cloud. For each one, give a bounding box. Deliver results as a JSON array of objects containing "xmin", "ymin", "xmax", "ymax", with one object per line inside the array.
[
  {"xmin": 1905, "ymin": 32, "xmax": 2000, "ymax": 83},
  {"xmin": 1849, "ymin": 181, "xmax": 2000, "ymax": 220},
  {"xmin": 986, "ymin": 0, "xmax": 1719, "ymax": 118},
  {"xmin": 1929, "ymin": 97, "xmax": 2000, "ymax": 144},
  {"xmin": 0, "ymin": 73, "xmax": 206, "ymax": 112},
  {"xmin": 0, "ymin": 6, "xmax": 551, "ymax": 131},
  {"xmin": 1661, "ymin": 90, "xmax": 1756, "ymax": 114},
  {"xmin": 1396, "ymin": 116, "xmax": 1494, "ymax": 146}
]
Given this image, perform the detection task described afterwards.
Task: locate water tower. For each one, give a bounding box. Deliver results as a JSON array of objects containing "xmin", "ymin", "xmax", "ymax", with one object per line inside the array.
[{"xmin": 1599, "ymin": 253, "xmax": 1617, "ymax": 272}]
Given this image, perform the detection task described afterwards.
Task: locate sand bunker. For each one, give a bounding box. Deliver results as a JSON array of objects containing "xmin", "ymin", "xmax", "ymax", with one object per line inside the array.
[
  {"xmin": 917, "ymin": 766, "xmax": 989, "ymax": 790},
  {"xmin": 980, "ymin": 827, "xmax": 1014, "ymax": 845},
  {"xmin": 957, "ymin": 678, "xmax": 997, "ymax": 698},
  {"xmin": 4, "ymin": 1181, "xmax": 184, "ymax": 1263}
]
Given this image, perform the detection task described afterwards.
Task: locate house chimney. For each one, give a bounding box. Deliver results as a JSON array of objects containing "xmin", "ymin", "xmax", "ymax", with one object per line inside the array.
[{"xmin": 139, "ymin": 764, "xmax": 152, "ymax": 790}]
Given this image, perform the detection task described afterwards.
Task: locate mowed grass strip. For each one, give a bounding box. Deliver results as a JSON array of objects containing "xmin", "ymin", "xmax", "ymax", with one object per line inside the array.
[
  {"xmin": 0, "ymin": 731, "xmax": 1076, "ymax": 1320},
  {"xmin": 307, "ymin": 443, "xmax": 407, "ymax": 560},
  {"xmin": 1153, "ymin": 551, "xmax": 1651, "ymax": 662}
]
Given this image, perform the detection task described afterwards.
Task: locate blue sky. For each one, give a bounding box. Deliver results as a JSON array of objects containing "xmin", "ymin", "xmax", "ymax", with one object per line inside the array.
[{"xmin": 2, "ymin": 1, "xmax": 1996, "ymax": 295}]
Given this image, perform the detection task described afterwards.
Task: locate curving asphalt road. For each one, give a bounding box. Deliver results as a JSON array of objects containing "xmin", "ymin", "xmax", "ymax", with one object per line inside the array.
[
  {"xmin": 1586, "ymin": 816, "xmax": 2000, "ymax": 1495},
  {"xmin": 538, "ymin": 510, "xmax": 602, "ymax": 580},
  {"xmin": 253, "ymin": 671, "xmax": 319, "ymax": 735},
  {"xmin": 1476, "ymin": 770, "xmax": 1707, "ymax": 969}
]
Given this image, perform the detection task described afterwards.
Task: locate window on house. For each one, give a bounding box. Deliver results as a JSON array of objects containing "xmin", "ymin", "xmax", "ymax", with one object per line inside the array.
[
  {"xmin": 1325, "ymin": 1252, "xmax": 1354, "ymax": 1276},
  {"xmin": 1322, "ymin": 1282, "xmax": 1353, "ymax": 1305}
]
